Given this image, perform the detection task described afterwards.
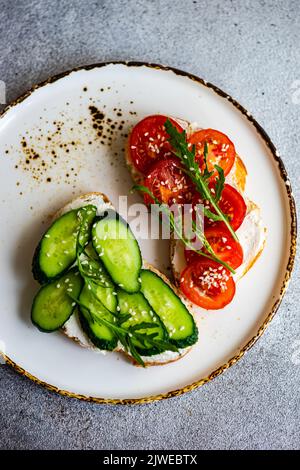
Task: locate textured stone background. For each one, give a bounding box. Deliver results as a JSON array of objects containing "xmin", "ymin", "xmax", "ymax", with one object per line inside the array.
[{"xmin": 0, "ymin": 0, "xmax": 299, "ymax": 450}]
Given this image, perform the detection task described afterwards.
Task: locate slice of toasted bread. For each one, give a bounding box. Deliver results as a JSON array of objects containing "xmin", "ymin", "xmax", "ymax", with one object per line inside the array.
[
  {"xmin": 52, "ymin": 192, "xmax": 196, "ymax": 366},
  {"xmin": 126, "ymin": 116, "xmax": 265, "ymax": 313}
]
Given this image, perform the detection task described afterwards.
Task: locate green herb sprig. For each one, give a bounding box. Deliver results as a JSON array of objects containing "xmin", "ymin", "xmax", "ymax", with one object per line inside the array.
[
  {"xmin": 71, "ymin": 233, "xmax": 178, "ymax": 367},
  {"xmin": 164, "ymin": 119, "xmax": 238, "ymax": 241}
]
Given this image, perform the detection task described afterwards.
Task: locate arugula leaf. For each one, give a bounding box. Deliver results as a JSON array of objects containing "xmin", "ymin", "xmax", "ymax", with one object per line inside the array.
[
  {"xmin": 203, "ymin": 207, "xmax": 224, "ymax": 222},
  {"xmin": 164, "ymin": 119, "xmax": 238, "ymax": 241},
  {"xmin": 202, "ymin": 142, "xmax": 214, "ymax": 180},
  {"xmin": 214, "ymin": 164, "xmax": 225, "ymax": 202},
  {"xmin": 77, "ymin": 206, "xmax": 97, "ymax": 251}
]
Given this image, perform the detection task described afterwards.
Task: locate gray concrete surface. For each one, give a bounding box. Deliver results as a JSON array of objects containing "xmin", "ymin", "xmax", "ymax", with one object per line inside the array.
[{"xmin": 0, "ymin": 0, "xmax": 299, "ymax": 450}]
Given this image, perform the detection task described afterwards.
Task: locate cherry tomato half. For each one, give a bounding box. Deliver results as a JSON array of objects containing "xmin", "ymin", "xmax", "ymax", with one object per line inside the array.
[
  {"xmin": 188, "ymin": 128, "xmax": 236, "ymax": 180},
  {"xmin": 192, "ymin": 183, "xmax": 247, "ymax": 231},
  {"xmin": 129, "ymin": 115, "xmax": 184, "ymax": 174},
  {"xmin": 143, "ymin": 157, "xmax": 194, "ymax": 206},
  {"xmin": 185, "ymin": 226, "xmax": 244, "ymax": 270},
  {"xmin": 180, "ymin": 258, "xmax": 236, "ymax": 310}
]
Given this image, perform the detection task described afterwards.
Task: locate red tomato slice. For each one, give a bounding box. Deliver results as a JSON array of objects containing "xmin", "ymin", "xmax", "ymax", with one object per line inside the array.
[
  {"xmin": 143, "ymin": 157, "xmax": 194, "ymax": 206},
  {"xmin": 129, "ymin": 115, "xmax": 184, "ymax": 174},
  {"xmin": 192, "ymin": 183, "xmax": 247, "ymax": 231},
  {"xmin": 188, "ymin": 129, "xmax": 236, "ymax": 179},
  {"xmin": 180, "ymin": 258, "xmax": 236, "ymax": 310},
  {"xmin": 185, "ymin": 226, "xmax": 244, "ymax": 270}
]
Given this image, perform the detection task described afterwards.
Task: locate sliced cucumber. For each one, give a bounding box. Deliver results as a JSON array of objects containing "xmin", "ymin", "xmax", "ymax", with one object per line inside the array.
[
  {"xmin": 79, "ymin": 284, "xmax": 118, "ymax": 351},
  {"xmin": 31, "ymin": 269, "xmax": 83, "ymax": 332},
  {"xmin": 117, "ymin": 289, "xmax": 167, "ymax": 356},
  {"xmin": 92, "ymin": 210, "xmax": 142, "ymax": 293},
  {"xmin": 79, "ymin": 245, "xmax": 117, "ymax": 313},
  {"xmin": 32, "ymin": 205, "xmax": 97, "ymax": 284},
  {"xmin": 140, "ymin": 270, "xmax": 198, "ymax": 348}
]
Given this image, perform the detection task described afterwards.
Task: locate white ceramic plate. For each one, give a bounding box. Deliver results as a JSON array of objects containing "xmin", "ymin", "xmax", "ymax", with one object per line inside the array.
[{"xmin": 0, "ymin": 63, "xmax": 296, "ymax": 404}]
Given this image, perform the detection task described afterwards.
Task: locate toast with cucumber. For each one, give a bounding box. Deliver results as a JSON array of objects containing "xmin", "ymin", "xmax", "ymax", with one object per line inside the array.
[{"xmin": 31, "ymin": 192, "xmax": 198, "ymax": 367}]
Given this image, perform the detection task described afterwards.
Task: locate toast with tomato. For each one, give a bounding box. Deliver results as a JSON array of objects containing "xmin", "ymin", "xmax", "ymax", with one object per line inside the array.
[{"xmin": 126, "ymin": 115, "xmax": 266, "ymax": 311}]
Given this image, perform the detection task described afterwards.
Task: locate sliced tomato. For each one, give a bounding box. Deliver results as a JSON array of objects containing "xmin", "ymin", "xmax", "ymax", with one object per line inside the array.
[
  {"xmin": 180, "ymin": 258, "xmax": 236, "ymax": 310},
  {"xmin": 192, "ymin": 183, "xmax": 246, "ymax": 231},
  {"xmin": 143, "ymin": 157, "xmax": 194, "ymax": 206},
  {"xmin": 185, "ymin": 226, "xmax": 244, "ymax": 270},
  {"xmin": 129, "ymin": 115, "xmax": 184, "ymax": 174},
  {"xmin": 188, "ymin": 129, "xmax": 235, "ymax": 179}
]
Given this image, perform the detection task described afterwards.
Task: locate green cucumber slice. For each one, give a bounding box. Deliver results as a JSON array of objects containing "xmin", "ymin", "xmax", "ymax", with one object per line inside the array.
[
  {"xmin": 79, "ymin": 284, "xmax": 118, "ymax": 351},
  {"xmin": 117, "ymin": 289, "xmax": 167, "ymax": 356},
  {"xmin": 92, "ymin": 210, "xmax": 142, "ymax": 293},
  {"xmin": 32, "ymin": 205, "xmax": 97, "ymax": 284},
  {"xmin": 31, "ymin": 269, "xmax": 83, "ymax": 332},
  {"xmin": 79, "ymin": 245, "xmax": 117, "ymax": 313},
  {"xmin": 140, "ymin": 270, "xmax": 198, "ymax": 348}
]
